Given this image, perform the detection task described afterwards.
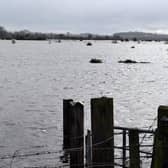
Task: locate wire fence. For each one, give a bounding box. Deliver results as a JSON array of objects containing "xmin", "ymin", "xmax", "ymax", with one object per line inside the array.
[{"xmin": 0, "ymin": 116, "xmax": 157, "ymax": 168}]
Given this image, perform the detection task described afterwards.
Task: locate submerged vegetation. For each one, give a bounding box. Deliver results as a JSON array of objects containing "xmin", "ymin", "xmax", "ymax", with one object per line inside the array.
[
  {"xmin": 118, "ymin": 59, "xmax": 151, "ymax": 64},
  {"xmin": 89, "ymin": 58, "xmax": 103, "ymax": 63},
  {"xmin": 86, "ymin": 42, "xmax": 92, "ymax": 46}
]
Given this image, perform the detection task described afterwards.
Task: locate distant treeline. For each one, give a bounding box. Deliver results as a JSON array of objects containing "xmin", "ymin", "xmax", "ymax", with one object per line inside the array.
[
  {"xmin": 0, "ymin": 26, "xmax": 122, "ymax": 41},
  {"xmin": 1, "ymin": 26, "xmax": 168, "ymax": 41}
]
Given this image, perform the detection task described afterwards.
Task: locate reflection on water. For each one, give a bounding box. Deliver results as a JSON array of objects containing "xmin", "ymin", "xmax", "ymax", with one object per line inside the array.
[{"xmin": 0, "ymin": 40, "xmax": 168, "ymax": 167}]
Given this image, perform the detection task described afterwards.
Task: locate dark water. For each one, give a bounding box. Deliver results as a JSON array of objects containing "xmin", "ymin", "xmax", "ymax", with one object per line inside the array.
[{"xmin": 0, "ymin": 40, "xmax": 168, "ymax": 167}]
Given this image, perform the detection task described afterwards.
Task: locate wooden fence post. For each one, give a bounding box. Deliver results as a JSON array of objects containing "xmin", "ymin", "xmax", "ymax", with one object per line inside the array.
[
  {"xmin": 151, "ymin": 106, "xmax": 168, "ymax": 168},
  {"xmin": 63, "ymin": 99, "xmax": 73, "ymax": 149},
  {"xmin": 129, "ymin": 129, "xmax": 140, "ymax": 168},
  {"xmin": 86, "ymin": 130, "xmax": 92, "ymax": 167},
  {"xmin": 69, "ymin": 102, "xmax": 84, "ymax": 168},
  {"xmin": 122, "ymin": 130, "xmax": 126, "ymax": 168},
  {"xmin": 91, "ymin": 97, "xmax": 114, "ymax": 168}
]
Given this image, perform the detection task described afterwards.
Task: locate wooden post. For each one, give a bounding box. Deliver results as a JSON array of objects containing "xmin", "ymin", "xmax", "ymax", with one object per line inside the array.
[
  {"xmin": 63, "ymin": 99, "xmax": 73, "ymax": 149},
  {"xmin": 69, "ymin": 102, "xmax": 84, "ymax": 168},
  {"xmin": 129, "ymin": 129, "xmax": 140, "ymax": 168},
  {"xmin": 86, "ymin": 130, "xmax": 92, "ymax": 167},
  {"xmin": 91, "ymin": 97, "xmax": 114, "ymax": 168},
  {"xmin": 151, "ymin": 106, "xmax": 168, "ymax": 168},
  {"xmin": 122, "ymin": 130, "xmax": 126, "ymax": 168}
]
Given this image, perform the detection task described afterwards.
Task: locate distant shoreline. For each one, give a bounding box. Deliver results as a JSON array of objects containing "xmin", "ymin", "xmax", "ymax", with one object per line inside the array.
[{"xmin": 1, "ymin": 26, "xmax": 168, "ymax": 41}]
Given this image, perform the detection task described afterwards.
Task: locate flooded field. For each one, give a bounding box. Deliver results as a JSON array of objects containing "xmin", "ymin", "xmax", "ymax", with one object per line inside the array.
[{"xmin": 0, "ymin": 40, "xmax": 168, "ymax": 167}]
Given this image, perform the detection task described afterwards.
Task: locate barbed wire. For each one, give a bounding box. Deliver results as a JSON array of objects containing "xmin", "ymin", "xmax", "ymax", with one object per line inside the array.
[
  {"xmin": 0, "ymin": 119, "xmax": 158, "ymax": 168},
  {"xmin": 0, "ymin": 146, "xmax": 84, "ymax": 161},
  {"xmin": 1, "ymin": 132, "xmax": 154, "ymax": 160},
  {"xmin": 140, "ymin": 116, "xmax": 157, "ymax": 145},
  {"xmin": 10, "ymin": 149, "xmax": 19, "ymax": 168},
  {"xmin": 92, "ymin": 136, "xmax": 114, "ymax": 147},
  {"xmin": 87, "ymin": 162, "xmax": 123, "ymax": 167},
  {"xmin": 64, "ymin": 134, "xmax": 84, "ymax": 140}
]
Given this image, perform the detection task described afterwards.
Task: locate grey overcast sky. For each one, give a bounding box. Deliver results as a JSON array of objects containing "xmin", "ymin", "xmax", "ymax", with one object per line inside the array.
[{"xmin": 0, "ymin": 0, "xmax": 168, "ymax": 34}]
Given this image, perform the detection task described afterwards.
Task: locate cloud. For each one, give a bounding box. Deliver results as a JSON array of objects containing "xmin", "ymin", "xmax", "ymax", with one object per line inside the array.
[{"xmin": 0, "ymin": 0, "xmax": 168, "ymax": 33}]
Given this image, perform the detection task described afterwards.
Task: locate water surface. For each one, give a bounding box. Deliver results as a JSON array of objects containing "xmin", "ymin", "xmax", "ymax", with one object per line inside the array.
[{"xmin": 0, "ymin": 40, "xmax": 168, "ymax": 167}]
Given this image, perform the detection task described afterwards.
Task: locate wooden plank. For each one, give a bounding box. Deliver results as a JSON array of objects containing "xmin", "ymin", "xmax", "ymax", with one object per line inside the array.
[
  {"xmin": 63, "ymin": 99, "xmax": 73, "ymax": 149},
  {"xmin": 69, "ymin": 102, "xmax": 84, "ymax": 168},
  {"xmin": 122, "ymin": 130, "xmax": 126, "ymax": 168},
  {"xmin": 151, "ymin": 106, "xmax": 168, "ymax": 168},
  {"xmin": 86, "ymin": 130, "xmax": 92, "ymax": 167},
  {"xmin": 91, "ymin": 97, "xmax": 114, "ymax": 168},
  {"xmin": 129, "ymin": 129, "xmax": 140, "ymax": 168},
  {"xmin": 114, "ymin": 126, "xmax": 155, "ymax": 134}
]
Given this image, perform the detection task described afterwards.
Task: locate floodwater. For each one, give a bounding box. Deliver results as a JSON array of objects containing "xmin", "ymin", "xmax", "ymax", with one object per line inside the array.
[{"xmin": 0, "ymin": 40, "xmax": 168, "ymax": 167}]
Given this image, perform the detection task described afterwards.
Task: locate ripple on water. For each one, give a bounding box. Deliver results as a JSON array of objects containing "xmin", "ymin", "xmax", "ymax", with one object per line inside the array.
[
  {"xmin": 25, "ymin": 109, "xmax": 43, "ymax": 113},
  {"xmin": 3, "ymin": 121, "xmax": 17, "ymax": 127},
  {"xmin": 0, "ymin": 40, "xmax": 167, "ymax": 167}
]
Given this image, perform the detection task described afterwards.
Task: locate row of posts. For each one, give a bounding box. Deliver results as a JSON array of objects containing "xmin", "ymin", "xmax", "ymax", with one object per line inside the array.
[{"xmin": 63, "ymin": 97, "xmax": 168, "ymax": 168}]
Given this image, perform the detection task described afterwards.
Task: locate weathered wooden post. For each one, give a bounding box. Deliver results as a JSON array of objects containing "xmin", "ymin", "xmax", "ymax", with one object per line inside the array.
[
  {"xmin": 86, "ymin": 130, "xmax": 92, "ymax": 167},
  {"xmin": 69, "ymin": 101, "xmax": 84, "ymax": 168},
  {"xmin": 129, "ymin": 129, "xmax": 140, "ymax": 168},
  {"xmin": 151, "ymin": 106, "xmax": 168, "ymax": 168},
  {"xmin": 63, "ymin": 99, "xmax": 73, "ymax": 149},
  {"xmin": 63, "ymin": 100, "xmax": 84, "ymax": 167},
  {"xmin": 91, "ymin": 97, "xmax": 114, "ymax": 168},
  {"xmin": 122, "ymin": 130, "xmax": 126, "ymax": 168}
]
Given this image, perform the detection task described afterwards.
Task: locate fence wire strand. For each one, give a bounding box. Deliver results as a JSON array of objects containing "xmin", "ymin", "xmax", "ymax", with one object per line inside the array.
[{"xmin": 0, "ymin": 117, "xmax": 158, "ymax": 168}]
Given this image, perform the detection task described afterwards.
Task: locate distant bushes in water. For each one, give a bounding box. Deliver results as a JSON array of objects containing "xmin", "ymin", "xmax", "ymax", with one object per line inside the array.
[
  {"xmin": 86, "ymin": 42, "xmax": 92, "ymax": 46},
  {"xmin": 118, "ymin": 59, "xmax": 150, "ymax": 64},
  {"xmin": 90, "ymin": 58, "xmax": 103, "ymax": 63}
]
